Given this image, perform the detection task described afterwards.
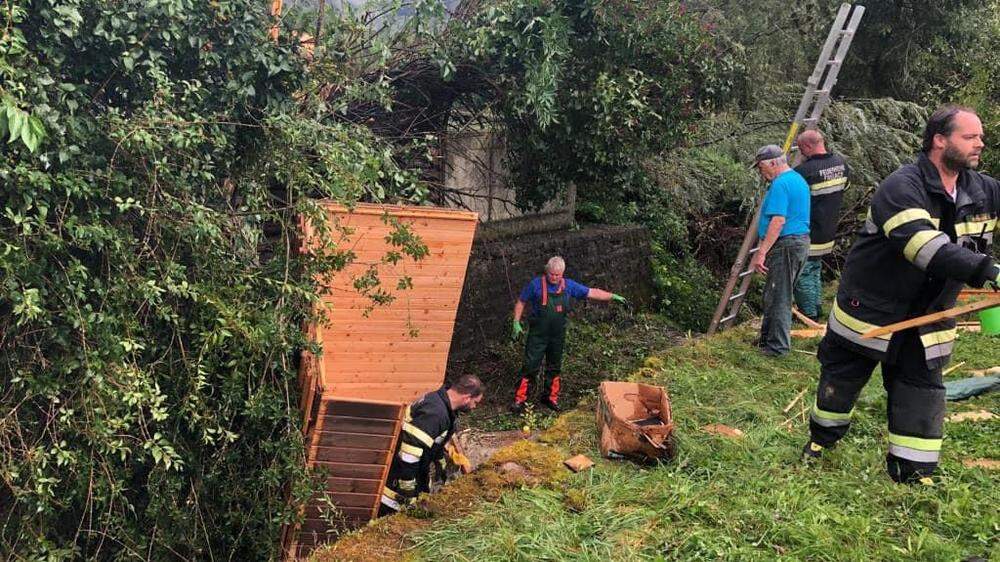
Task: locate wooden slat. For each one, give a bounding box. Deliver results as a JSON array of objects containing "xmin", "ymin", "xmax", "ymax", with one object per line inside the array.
[
  {"xmin": 316, "ymin": 340, "xmax": 452, "ymax": 353},
  {"xmin": 323, "ymin": 385, "xmax": 434, "ymax": 404},
  {"xmin": 324, "ymin": 400, "xmax": 403, "ymax": 419},
  {"xmin": 324, "ymin": 360, "xmax": 448, "ymax": 375},
  {"xmin": 308, "ymin": 446, "xmax": 390, "ymax": 465},
  {"xmin": 329, "ymin": 216, "xmax": 477, "ymax": 232},
  {"xmin": 320, "ymin": 415, "xmax": 398, "ymax": 435},
  {"xmin": 299, "ymin": 517, "xmax": 367, "ymax": 535},
  {"xmin": 309, "ymin": 460, "xmax": 385, "ymax": 478},
  {"xmin": 310, "ymin": 492, "xmax": 379, "ymax": 509},
  {"xmin": 322, "ymin": 477, "xmax": 382, "ymax": 495},
  {"xmin": 322, "ymin": 274, "xmax": 464, "ymax": 290},
  {"xmin": 325, "ymin": 308, "xmax": 462, "ymax": 321},
  {"xmin": 314, "ymin": 431, "xmax": 395, "ymax": 450}
]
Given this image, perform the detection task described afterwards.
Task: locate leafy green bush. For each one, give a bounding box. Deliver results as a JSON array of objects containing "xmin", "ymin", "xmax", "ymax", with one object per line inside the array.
[{"xmin": 0, "ymin": 2, "xmax": 423, "ymax": 558}]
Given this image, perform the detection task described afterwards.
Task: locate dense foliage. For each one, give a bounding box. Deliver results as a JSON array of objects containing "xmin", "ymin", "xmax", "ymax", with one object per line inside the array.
[{"xmin": 0, "ymin": 1, "xmax": 423, "ymax": 558}]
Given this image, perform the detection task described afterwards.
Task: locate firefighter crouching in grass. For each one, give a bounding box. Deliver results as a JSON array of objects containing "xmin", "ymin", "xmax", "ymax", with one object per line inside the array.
[
  {"xmin": 379, "ymin": 375, "xmax": 483, "ymax": 516},
  {"xmin": 803, "ymin": 105, "xmax": 1000, "ymax": 484}
]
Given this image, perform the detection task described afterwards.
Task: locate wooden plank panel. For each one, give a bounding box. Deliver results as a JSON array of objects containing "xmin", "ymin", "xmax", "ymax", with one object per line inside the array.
[
  {"xmin": 304, "ymin": 504, "xmax": 378, "ymax": 521},
  {"xmin": 340, "ymin": 248, "xmax": 475, "ymax": 262},
  {"xmin": 323, "ymin": 217, "xmax": 478, "ymax": 233},
  {"xmin": 322, "ymin": 289, "xmax": 465, "ymax": 302},
  {"xmin": 324, "ymin": 273, "xmax": 465, "ymax": 289},
  {"xmin": 334, "ymin": 225, "xmax": 477, "ymax": 241},
  {"xmin": 320, "ymin": 415, "xmax": 398, "ymax": 435},
  {"xmin": 314, "ymin": 431, "xmax": 395, "ymax": 450},
  {"xmin": 325, "ymin": 294, "xmax": 462, "ymax": 306},
  {"xmin": 308, "ymin": 447, "xmax": 390, "ymax": 465},
  {"xmin": 299, "ymin": 517, "xmax": 367, "ymax": 536},
  {"xmin": 335, "ymin": 262, "xmax": 472, "ymax": 276},
  {"xmin": 332, "ymin": 328, "xmax": 457, "ymax": 340},
  {"xmin": 315, "ymin": 340, "xmax": 452, "ymax": 353},
  {"xmin": 323, "ymin": 359, "xmax": 448, "ymax": 374},
  {"xmin": 325, "ymin": 385, "xmax": 436, "ymax": 403},
  {"xmin": 324, "ymin": 308, "xmax": 463, "ymax": 322},
  {"xmin": 322, "ymin": 318, "xmax": 458, "ymax": 330},
  {"xmin": 324, "ymin": 400, "xmax": 403, "ymax": 419},
  {"xmin": 309, "ymin": 460, "xmax": 385, "ymax": 478},
  {"xmin": 323, "ymin": 374, "xmax": 445, "ymax": 388},
  {"xmin": 323, "ymin": 477, "xmax": 382, "ymax": 494}
]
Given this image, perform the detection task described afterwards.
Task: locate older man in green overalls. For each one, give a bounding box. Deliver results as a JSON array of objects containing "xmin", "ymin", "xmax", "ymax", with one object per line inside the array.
[{"xmin": 510, "ymin": 256, "xmax": 626, "ymax": 413}]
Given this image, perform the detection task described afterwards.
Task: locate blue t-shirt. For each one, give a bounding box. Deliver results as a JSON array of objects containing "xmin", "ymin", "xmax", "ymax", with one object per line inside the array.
[
  {"xmin": 757, "ymin": 169, "xmax": 811, "ymax": 239},
  {"xmin": 519, "ymin": 276, "xmax": 590, "ymax": 317}
]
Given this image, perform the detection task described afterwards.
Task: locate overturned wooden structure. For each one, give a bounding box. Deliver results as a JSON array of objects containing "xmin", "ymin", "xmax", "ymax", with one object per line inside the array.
[{"xmin": 284, "ymin": 203, "xmax": 478, "ymax": 558}]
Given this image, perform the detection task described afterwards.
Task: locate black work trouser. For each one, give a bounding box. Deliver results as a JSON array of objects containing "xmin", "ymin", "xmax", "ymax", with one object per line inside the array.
[{"xmin": 809, "ymin": 332, "xmax": 945, "ymax": 483}]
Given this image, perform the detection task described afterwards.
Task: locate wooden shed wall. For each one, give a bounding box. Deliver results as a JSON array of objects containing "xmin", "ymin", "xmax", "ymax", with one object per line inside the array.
[
  {"xmin": 313, "ymin": 203, "xmax": 478, "ymax": 404},
  {"xmin": 285, "ymin": 203, "xmax": 477, "ymax": 558}
]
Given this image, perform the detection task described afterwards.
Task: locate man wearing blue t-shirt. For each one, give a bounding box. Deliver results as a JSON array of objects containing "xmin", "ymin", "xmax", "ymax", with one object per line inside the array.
[
  {"xmin": 510, "ymin": 256, "xmax": 626, "ymax": 412},
  {"xmin": 748, "ymin": 144, "xmax": 811, "ymax": 357}
]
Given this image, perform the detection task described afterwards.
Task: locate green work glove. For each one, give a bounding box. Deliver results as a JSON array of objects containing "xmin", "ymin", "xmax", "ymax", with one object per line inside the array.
[
  {"xmin": 988, "ymin": 267, "xmax": 1000, "ymax": 291},
  {"xmin": 511, "ymin": 319, "xmax": 524, "ymax": 340},
  {"xmin": 611, "ymin": 294, "xmax": 627, "ymax": 305}
]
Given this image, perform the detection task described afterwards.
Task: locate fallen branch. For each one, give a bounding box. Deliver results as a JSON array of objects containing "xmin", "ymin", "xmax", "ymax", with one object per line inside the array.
[
  {"xmin": 792, "ymin": 307, "xmax": 824, "ymax": 329},
  {"xmin": 782, "ymin": 388, "xmax": 807, "ymax": 414}
]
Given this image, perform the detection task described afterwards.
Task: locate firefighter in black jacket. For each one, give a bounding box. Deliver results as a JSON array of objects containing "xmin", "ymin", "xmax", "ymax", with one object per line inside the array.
[
  {"xmin": 379, "ymin": 375, "xmax": 483, "ymax": 515},
  {"xmin": 793, "ymin": 129, "xmax": 850, "ymax": 321},
  {"xmin": 803, "ymin": 106, "xmax": 1000, "ymax": 484}
]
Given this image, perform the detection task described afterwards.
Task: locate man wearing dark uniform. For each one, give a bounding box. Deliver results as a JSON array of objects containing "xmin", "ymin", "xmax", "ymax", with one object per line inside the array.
[
  {"xmin": 793, "ymin": 129, "xmax": 850, "ymax": 322},
  {"xmin": 803, "ymin": 106, "xmax": 1000, "ymax": 484},
  {"xmin": 379, "ymin": 375, "xmax": 484, "ymax": 515}
]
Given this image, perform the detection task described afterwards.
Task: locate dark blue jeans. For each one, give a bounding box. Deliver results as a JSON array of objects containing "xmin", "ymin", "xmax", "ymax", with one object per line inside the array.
[{"xmin": 760, "ymin": 234, "xmax": 809, "ymax": 355}]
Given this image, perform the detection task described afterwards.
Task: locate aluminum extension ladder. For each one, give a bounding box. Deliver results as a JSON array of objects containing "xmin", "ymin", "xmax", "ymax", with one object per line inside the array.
[{"xmin": 706, "ymin": 3, "xmax": 865, "ymax": 335}]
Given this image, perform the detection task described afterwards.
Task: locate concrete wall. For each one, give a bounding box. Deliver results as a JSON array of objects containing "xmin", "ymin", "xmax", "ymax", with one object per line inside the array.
[
  {"xmin": 440, "ymin": 131, "xmax": 574, "ymax": 230},
  {"xmin": 446, "ymin": 224, "xmax": 653, "ymax": 373}
]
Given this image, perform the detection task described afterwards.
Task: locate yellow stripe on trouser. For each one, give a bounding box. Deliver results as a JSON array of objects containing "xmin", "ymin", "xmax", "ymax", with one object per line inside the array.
[
  {"xmin": 403, "ymin": 422, "xmax": 433, "ymax": 447},
  {"xmin": 810, "ymin": 399, "xmax": 853, "ymax": 427},
  {"xmin": 888, "ymin": 433, "xmax": 942, "ymax": 463},
  {"xmin": 883, "ymin": 208, "xmax": 933, "ymax": 235}
]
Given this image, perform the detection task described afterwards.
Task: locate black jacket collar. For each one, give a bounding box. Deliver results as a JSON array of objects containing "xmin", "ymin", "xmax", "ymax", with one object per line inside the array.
[{"xmin": 915, "ymin": 152, "xmax": 984, "ymax": 210}]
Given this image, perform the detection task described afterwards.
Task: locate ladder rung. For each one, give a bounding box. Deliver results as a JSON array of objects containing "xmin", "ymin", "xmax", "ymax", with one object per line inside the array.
[
  {"xmin": 825, "ymin": 59, "xmax": 842, "ymax": 66},
  {"xmin": 728, "ymin": 291, "xmax": 746, "ymax": 302},
  {"xmin": 739, "ymin": 269, "xmax": 754, "ymax": 278},
  {"xmin": 719, "ymin": 313, "xmax": 738, "ymax": 324},
  {"xmin": 748, "ymin": 246, "xmax": 760, "ymax": 254}
]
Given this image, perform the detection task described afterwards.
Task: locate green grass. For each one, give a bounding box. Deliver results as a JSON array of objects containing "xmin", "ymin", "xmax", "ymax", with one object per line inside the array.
[{"xmin": 410, "ymin": 325, "xmax": 1000, "ymax": 561}]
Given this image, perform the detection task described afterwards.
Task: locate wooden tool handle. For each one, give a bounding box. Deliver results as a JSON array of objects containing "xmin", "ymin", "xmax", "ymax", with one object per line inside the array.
[{"xmin": 861, "ymin": 294, "xmax": 1000, "ymax": 339}]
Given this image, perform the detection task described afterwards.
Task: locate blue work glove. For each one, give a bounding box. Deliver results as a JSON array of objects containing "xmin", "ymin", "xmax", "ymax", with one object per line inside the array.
[{"xmin": 511, "ymin": 319, "xmax": 525, "ymax": 340}]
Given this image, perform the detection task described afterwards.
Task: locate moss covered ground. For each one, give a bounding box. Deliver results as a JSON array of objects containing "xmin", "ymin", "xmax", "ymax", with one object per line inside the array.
[{"xmin": 313, "ymin": 313, "xmax": 1000, "ymax": 561}]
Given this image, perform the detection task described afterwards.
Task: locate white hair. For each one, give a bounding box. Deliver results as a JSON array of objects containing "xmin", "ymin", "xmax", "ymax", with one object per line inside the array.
[
  {"xmin": 545, "ymin": 256, "xmax": 566, "ymax": 273},
  {"xmin": 762, "ymin": 154, "xmax": 787, "ymax": 167}
]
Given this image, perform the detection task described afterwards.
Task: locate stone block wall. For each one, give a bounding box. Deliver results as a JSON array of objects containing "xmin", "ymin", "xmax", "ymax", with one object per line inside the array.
[{"xmin": 446, "ymin": 224, "xmax": 653, "ymax": 372}]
